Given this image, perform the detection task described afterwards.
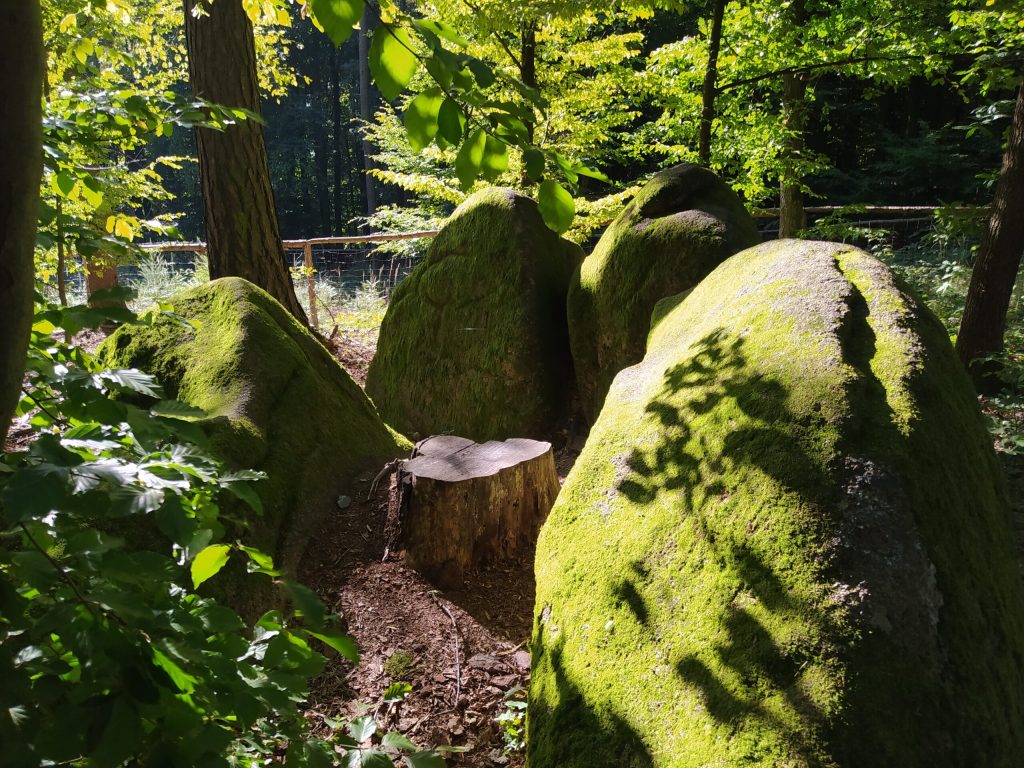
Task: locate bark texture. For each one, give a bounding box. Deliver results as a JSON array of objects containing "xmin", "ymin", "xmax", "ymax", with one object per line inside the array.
[
  {"xmin": 0, "ymin": 0, "xmax": 43, "ymax": 445},
  {"xmin": 359, "ymin": 7, "xmax": 378, "ymax": 216},
  {"xmin": 957, "ymin": 81, "xmax": 1024, "ymax": 383},
  {"xmin": 183, "ymin": 0, "xmax": 307, "ymax": 323},
  {"xmin": 697, "ymin": 0, "xmax": 726, "ymax": 167},
  {"xmin": 778, "ymin": 0, "xmax": 808, "ymax": 238},
  {"xmin": 398, "ymin": 436, "xmax": 559, "ymax": 589},
  {"xmin": 778, "ymin": 72, "xmax": 808, "ymax": 237}
]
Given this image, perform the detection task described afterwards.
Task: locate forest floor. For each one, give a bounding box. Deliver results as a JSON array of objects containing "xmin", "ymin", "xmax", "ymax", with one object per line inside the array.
[{"xmin": 4, "ymin": 325, "xmax": 1022, "ymax": 766}]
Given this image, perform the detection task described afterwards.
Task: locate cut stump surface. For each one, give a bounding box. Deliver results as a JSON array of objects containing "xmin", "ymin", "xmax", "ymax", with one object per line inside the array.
[{"xmin": 399, "ymin": 435, "xmax": 559, "ymax": 588}]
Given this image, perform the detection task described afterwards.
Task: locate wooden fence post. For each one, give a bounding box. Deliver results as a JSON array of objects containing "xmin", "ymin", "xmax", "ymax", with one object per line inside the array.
[{"xmin": 303, "ymin": 241, "xmax": 318, "ymax": 329}]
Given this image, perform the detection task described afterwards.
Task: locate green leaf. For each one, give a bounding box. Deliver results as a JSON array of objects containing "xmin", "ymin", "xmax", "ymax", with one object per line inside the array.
[
  {"xmin": 98, "ymin": 369, "xmax": 164, "ymax": 399},
  {"xmin": 455, "ymin": 129, "xmax": 487, "ymax": 189},
  {"xmin": 406, "ymin": 751, "xmax": 446, "ymax": 768},
  {"xmin": 149, "ymin": 400, "xmax": 207, "ymax": 420},
  {"xmin": 362, "ymin": 751, "xmax": 395, "ymax": 768},
  {"xmin": 310, "ymin": 0, "xmax": 363, "ymax": 46},
  {"xmin": 437, "ymin": 98, "xmax": 464, "ymax": 145},
  {"xmin": 280, "ymin": 579, "xmax": 327, "ymax": 628},
  {"xmin": 304, "ymin": 628, "xmax": 359, "ymax": 664},
  {"xmin": 381, "ymin": 731, "xmax": 417, "ymax": 751},
  {"xmin": 223, "ymin": 479, "xmax": 263, "ymax": 515},
  {"xmin": 575, "ymin": 164, "xmax": 611, "ymax": 183},
  {"xmin": 382, "ymin": 681, "xmax": 412, "ymax": 703},
  {"xmin": 538, "ymin": 179, "xmax": 575, "ymax": 234},
  {"xmin": 348, "ymin": 714, "xmax": 377, "ymax": 743},
  {"xmin": 238, "ymin": 544, "xmax": 277, "ymax": 575},
  {"xmin": 370, "ymin": 26, "xmax": 420, "ymax": 102},
  {"xmin": 524, "ymin": 149, "xmax": 545, "ymax": 181},
  {"xmin": 480, "ymin": 135, "xmax": 509, "ymax": 182},
  {"xmin": 53, "ymin": 172, "xmax": 77, "ymax": 198},
  {"xmin": 412, "ymin": 18, "xmax": 469, "ymax": 48},
  {"xmin": 405, "ymin": 88, "xmax": 444, "ymax": 152},
  {"xmin": 467, "ymin": 58, "xmax": 495, "ymax": 89},
  {"xmin": 190, "ymin": 544, "xmax": 231, "ymax": 589}
]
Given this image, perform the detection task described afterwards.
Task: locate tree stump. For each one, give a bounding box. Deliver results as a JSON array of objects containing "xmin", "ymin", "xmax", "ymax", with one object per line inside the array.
[{"xmin": 398, "ymin": 435, "xmax": 560, "ymax": 588}]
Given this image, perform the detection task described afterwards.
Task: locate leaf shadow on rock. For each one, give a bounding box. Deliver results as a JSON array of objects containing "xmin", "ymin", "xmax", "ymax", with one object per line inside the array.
[
  {"xmin": 608, "ymin": 317, "xmax": 896, "ymax": 763},
  {"xmin": 529, "ymin": 635, "xmax": 655, "ymax": 768}
]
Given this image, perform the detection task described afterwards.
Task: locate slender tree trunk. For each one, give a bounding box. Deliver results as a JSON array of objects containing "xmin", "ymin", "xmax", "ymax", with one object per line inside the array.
[
  {"xmin": 779, "ymin": 72, "xmax": 808, "ymax": 237},
  {"xmin": 183, "ymin": 0, "xmax": 307, "ymax": 323},
  {"xmin": 358, "ymin": 6, "xmax": 377, "ymax": 217},
  {"xmin": 0, "ymin": 0, "xmax": 42, "ymax": 445},
  {"xmin": 778, "ymin": 0, "xmax": 808, "ymax": 238},
  {"xmin": 331, "ymin": 48, "xmax": 345, "ymax": 233},
  {"xmin": 56, "ymin": 199, "xmax": 68, "ymax": 306},
  {"xmin": 698, "ymin": 0, "xmax": 727, "ymax": 167},
  {"xmin": 521, "ymin": 21, "xmax": 538, "ymax": 141},
  {"xmin": 956, "ymin": 80, "xmax": 1024, "ymax": 384}
]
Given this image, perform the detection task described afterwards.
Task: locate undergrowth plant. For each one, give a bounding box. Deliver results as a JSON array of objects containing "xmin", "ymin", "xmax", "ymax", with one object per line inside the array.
[{"xmin": 0, "ymin": 292, "xmax": 446, "ymax": 767}]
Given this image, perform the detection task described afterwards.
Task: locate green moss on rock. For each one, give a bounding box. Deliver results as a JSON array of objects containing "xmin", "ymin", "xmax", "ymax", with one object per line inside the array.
[
  {"xmin": 568, "ymin": 163, "xmax": 760, "ymax": 421},
  {"xmin": 530, "ymin": 240, "xmax": 1024, "ymax": 767},
  {"xmin": 366, "ymin": 187, "xmax": 583, "ymax": 441},
  {"xmin": 99, "ymin": 277, "xmax": 409, "ymax": 589}
]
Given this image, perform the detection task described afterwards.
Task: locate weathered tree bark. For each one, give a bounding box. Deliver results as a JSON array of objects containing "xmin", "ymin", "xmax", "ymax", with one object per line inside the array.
[
  {"xmin": 0, "ymin": 0, "xmax": 43, "ymax": 445},
  {"xmin": 331, "ymin": 47, "xmax": 344, "ymax": 233},
  {"xmin": 957, "ymin": 80, "xmax": 1024, "ymax": 386},
  {"xmin": 183, "ymin": 0, "xmax": 307, "ymax": 324},
  {"xmin": 697, "ymin": 0, "xmax": 727, "ymax": 167},
  {"xmin": 779, "ymin": 71, "xmax": 809, "ymax": 238},
  {"xmin": 779, "ymin": 0, "xmax": 808, "ymax": 238},
  {"xmin": 358, "ymin": 6, "xmax": 378, "ymax": 217},
  {"xmin": 397, "ymin": 436, "xmax": 560, "ymax": 588}
]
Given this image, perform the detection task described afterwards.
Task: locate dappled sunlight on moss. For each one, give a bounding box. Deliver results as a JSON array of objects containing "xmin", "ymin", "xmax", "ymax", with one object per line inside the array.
[{"xmin": 530, "ymin": 241, "xmax": 1024, "ymax": 767}]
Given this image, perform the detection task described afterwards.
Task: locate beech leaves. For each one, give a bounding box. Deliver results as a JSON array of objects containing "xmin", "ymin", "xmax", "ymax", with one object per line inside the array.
[{"xmin": 308, "ymin": 2, "xmax": 605, "ymax": 233}]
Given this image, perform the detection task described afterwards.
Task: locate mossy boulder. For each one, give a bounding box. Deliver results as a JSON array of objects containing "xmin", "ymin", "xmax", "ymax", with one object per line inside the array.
[
  {"xmin": 366, "ymin": 187, "xmax": 583, "ymax": 441},
  {"xmin": 530, "ymin": 240, "xmax": 1024, "ymax": 767},
  {"xmin": 99, "ymin": 277, "xmax": 410, "ymax": 585},
  {"xmin": 568, "ymin": 163, "xmax": 760, "ymax": 420}
]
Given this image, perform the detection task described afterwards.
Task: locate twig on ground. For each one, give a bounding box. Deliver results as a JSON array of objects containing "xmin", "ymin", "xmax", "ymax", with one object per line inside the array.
[
  {"xmin": 494, "ymin": 640, "xmax": 526, "ymax": 656},
  {"xmin": 429, "ymin": 590, "xmax": 462, "ymax": 705}
]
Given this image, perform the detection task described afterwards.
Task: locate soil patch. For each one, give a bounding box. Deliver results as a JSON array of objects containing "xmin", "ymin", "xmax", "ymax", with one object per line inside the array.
[
  {"xmin": 299, "ymin": 468, "xmax": 541, "ymax": 766},
  {"xmin": 325, "ymin": 331, "xmax": 376, "ymax": 387}
]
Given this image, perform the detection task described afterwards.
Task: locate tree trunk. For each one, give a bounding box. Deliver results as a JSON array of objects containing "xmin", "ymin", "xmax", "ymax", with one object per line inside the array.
[
  {"xmin": 331, "ymin": 47, "xmax": 344, "ymax": 233},
  {"xmin": 698, "ymin": 0, "xmax": 727, "ymax": 167},
  {"xmin": 778, "ymin": 0, "xmax": 808, "ymax": 238},
  {"xmin": 183, "ymin": 0, "xmax": 307, "ymax": 324},
  {"xmin": 779, "ymin": 71, "xmax": 808, "ymax": 238},
  {"xmin": 0, "ymin": 0, "xmax": 42, "ymax": 446},
  {"xmin": 521, "ymin": 21, "xmax": 538, "ymax": 142},
  {"xmin": 956, "ymin": 80, "xmax": 1024, "ymax": 385},
  {"xmin": 396, "ymin": 436, "xmax": 560, "ymax": 589},
  {"xmin": 358, "ymin": 7, "xmax": 377, "ymax": 217}
]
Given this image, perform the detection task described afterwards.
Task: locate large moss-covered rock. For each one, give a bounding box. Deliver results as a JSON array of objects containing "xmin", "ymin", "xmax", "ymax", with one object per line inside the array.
[
  {"xmin": 100, "ymin": 277, "xmax": 409, "ymax": 578},
  {"xmin": 366, "ymin": 188, "xmax": 583, "ymax": 441},
  {"xmin": 568, "ymin": 163, "xmax": 760, "ymax": 420},
  {"xmin": 530, "ymin": 240, "xmax": 1024, "ymax": 767}
]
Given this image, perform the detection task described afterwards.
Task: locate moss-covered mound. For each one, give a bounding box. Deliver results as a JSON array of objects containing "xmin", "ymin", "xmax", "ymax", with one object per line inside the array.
[
  {"xmin": 366, "ymin": 187, "xmax": 583, "ymax": 441},
  {"xmin": 100, "ymin": 277, "xmax": 410, "ymax": 577},
  {"xmin": 568, "ymin": 163, "xmax": 760, "ymax": 420},
  {"xmin": 530, "ymin": 240, "xmax": 1024, "ymax": 767}
]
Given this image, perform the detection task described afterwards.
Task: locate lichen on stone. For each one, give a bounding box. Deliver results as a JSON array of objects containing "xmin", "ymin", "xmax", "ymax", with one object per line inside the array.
[
  {"xmin": 529, "ymin": 240, "xmax": 1024, "ymax": 767},
  {"xmin": 568, "ymin": 163, "xmax": 761, "ymax": 421},
  {"xmin": 366, "ymin": 187, "xmax": 583, "ymax": 442}
]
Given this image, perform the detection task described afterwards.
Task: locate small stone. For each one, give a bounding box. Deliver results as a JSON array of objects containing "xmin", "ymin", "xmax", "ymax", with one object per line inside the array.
[{"xmin": 336, "ymin": 495, "xmax": 351, "ymax": 509}]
